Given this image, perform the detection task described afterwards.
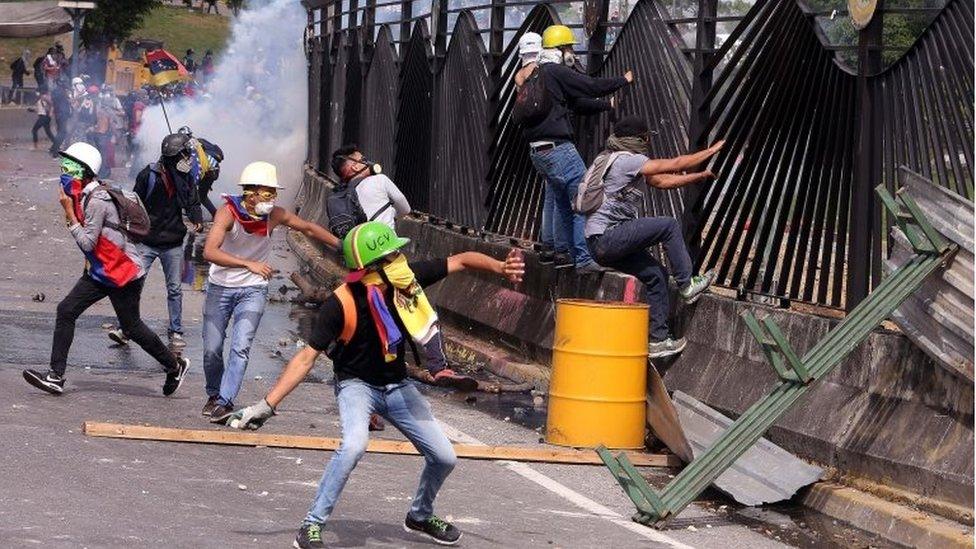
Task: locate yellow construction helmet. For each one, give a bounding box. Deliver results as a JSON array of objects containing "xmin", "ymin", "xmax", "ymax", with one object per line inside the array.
[{"xmin": 542, "ymin": 25, "xmax": 577, "ymax": 48}]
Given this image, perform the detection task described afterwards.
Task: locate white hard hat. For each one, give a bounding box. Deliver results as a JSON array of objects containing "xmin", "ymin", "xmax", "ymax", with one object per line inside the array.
[
  {"xmin": 518, "ymin": 33, "xmax": 543, "ymax": 56},
  {"xmin": 60, "ymin": 142, "xmax": 102, "ymax": 176},
  {"xmin": 238, "ymin": 161, "xmax": 284, "ymax": 189},
  {"xmin": 71, "ymin": 77, "xmax": 83, "ymax": 85}
]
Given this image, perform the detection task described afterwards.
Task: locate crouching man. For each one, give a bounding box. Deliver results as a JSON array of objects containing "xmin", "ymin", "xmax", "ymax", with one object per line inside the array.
[{"xmin": 224, "ymin": 221, "xmax": 525, "ymax": 548}]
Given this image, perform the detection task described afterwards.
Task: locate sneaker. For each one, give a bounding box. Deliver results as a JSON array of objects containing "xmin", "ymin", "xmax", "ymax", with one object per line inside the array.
[
  {"xmin": 209, "ymin": 403, "xmax": 236, "ymax": 424},
  {"xmin": 168, "ymin": 332, "xmax": 187, "ymax": 348},
  {"xmin": 679, "ymin": 270, "xmax": 716, "ymax": 304},
  {"xmin": 647, "ymin": 337, "xmax": 687, "ymax": 358},
  {"xmin": 202, "ymin": 395, "xmax": 220, "ymax": 416},
  {"xmin": 433, "ymin": 368, "xmax": 478, "ymax": 392},
  {"xmin": 575, "ymin": 261, "xmax": 607, "ymax": 274},
  {"xmin": 403, "ymin": 515, "xmax": 462, "ymax": 546},
  {"xmin": 23, "ymin": 369, "xmax": 65, "ymax": 395},
  {"xmin": 107, "ymin": 329, "xmax": 129, "ymax": 345},
  {"xmin": 368, "ymin": 413, "xmax": 386, "ymax": 432},
  {"xmin": 162, "ymin": 356, "xmax": 190, "ymax": 396},
  {"xmin": 538, "ymin": 249, "xmax": 555, "ymax": 265},
  {"xmin": 293, "ymin": 523, "xmax": 325, "ymax": 548},
  {"xmin": 553, "ymin": 253, "xmax": 574, "ymax": 267}
]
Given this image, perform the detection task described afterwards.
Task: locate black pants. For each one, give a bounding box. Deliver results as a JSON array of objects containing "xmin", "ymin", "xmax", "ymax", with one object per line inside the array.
[
  {"xmin": 198, "ymin": 178, "xmax": 217, "ymax": 218},
  {"xmin": 32, "ymin": 115, "xmax": 55, "ymax": 145},
  {"xmin": 50, "ymin": 274, "xmax": 178, "ymax": 376}
]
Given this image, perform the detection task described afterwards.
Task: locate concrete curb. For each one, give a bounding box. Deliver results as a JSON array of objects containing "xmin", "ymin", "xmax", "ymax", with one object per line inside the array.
[{"xmin": 801, "ymin": 482, "xmax": 974, "ymax": 549}]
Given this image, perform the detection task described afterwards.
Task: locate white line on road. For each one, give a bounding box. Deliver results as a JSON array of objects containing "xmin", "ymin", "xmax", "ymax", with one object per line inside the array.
[{"xmin": 437, "ymin": 421, "xmax": 694, "ymax": 549}]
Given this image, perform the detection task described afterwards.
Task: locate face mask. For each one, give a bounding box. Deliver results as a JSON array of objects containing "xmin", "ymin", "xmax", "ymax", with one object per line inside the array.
[
  {"xmin": 60, "ymin": 157, "xmax": 86, "ymax": 180},
  {"xmin": 60, "ymin": 173, "xmax": 77, "ymax": 194},
  {"xmin": 253, "ymin": 200, "xmax": 275, "ymax": 216},
  {"xmin": 378, "ymin": 253, "xmax": 417, "ymax": 290},
  {"xmin": 176, "ymin": 156, "xmax": 192, "ymax": 173}
]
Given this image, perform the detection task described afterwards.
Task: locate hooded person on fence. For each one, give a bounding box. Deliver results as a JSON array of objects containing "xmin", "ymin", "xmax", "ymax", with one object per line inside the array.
[
  {"xmin": 22, "ymin": 142, "xmax": 190, "ymax": 397},
  {"xmin": 221, "ymin": 221, "xmax": 525, "ymax": 549},
  {"xmin": 581, "ymin": 116, "xmax": 724, "ymax": 358},
  {"xmin": 202, "ymin": 161, "xmax": 340, "ymax": 420}
]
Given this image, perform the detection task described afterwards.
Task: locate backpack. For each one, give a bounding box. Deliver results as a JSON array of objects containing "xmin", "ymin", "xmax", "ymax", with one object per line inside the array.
[
  {"xmin": 325, "ymin": 179, "xmax": 394, "ymax": 239},
  {"xmin": 512, "ymin": 66, "xmax": 552, "ymax": 127},
  {"xmin": 84, "ymin": 183, "xmax": 152, "ymax": 242},
  {"xmin": 573, "ymin": 151, "xmax": 629, "ymax": 215}
]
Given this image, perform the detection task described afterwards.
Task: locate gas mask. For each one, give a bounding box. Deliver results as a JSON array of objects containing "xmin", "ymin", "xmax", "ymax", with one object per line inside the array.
[
  {"xmin": 175, "ymin": 152, "xmax": 193, "ymax": 174},
  {"xmin": 343, "ymin": 155, "xmax": 382, "ymax": 180},
  {"xmin": 563, "ymin": 50, "xmax": 585, "ymax": 72},
  {"xmin": 253, "ymin": 201, "xmax": 275, "ymax": 216}
]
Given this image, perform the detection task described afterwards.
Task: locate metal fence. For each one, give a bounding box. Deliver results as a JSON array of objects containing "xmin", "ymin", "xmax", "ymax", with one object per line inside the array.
[{"xmin": 300, "ymin": 0, "xmax": 973, "ymax": 311}]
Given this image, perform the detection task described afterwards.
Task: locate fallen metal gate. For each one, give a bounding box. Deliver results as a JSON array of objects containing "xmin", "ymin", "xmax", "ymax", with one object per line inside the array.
[{"xmin": 597, "ymin": 183, "xmax": 957, "ymax": 527}]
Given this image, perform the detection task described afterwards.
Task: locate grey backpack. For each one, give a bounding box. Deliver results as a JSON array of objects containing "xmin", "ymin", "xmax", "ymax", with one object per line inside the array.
[{"xmin": 573, "ymin": 151, "xmax": 628, "ymax": 215}]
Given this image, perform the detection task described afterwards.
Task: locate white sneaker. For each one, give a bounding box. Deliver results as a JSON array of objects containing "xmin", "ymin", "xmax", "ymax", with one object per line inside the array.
[
  {"xmin": 169, "ymin": 333, "xmax": 187, "ymax": 348},
  {"xmin": 108, "ymin": 329, "xmax": 128, "ymax": 345}
]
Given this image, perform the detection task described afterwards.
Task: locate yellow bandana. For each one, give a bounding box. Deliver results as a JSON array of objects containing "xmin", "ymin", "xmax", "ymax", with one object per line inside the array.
[{"xmin": 361, "ymin": 254, "xmax": 439, "ymax": 345}]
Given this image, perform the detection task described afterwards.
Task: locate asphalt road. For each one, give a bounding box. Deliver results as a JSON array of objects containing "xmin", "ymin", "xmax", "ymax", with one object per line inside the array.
[{"xmin": 0, "ymin": 127, "xmax": 884, "ymax": 548}]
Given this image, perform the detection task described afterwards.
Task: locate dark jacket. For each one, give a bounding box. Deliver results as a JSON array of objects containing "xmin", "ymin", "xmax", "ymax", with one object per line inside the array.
[
  {"xmin": 134, "ymin": 162, "xmax": 203, "ymax": 249},
  {"xmin": 522, "ymin": 64, "xmax": 628, "ymax": 142}
]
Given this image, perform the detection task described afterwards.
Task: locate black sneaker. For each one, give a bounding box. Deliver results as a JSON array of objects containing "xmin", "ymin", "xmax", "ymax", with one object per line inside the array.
[
  {"xmin": 553, "ymin": 253, "xmax": 574, "ymax": 268},
  {"xmin": 23, "ymin": 369, "xmax": 65, "ymax": 395},
  {"xmin": 293, "ymin": 522, "xmax": 325, "ymax": 548},
  {"xmin": 202, "ymin": 395, "xmax": 220, "ymax": 416},
  {"xmin": 162, "ymin": 357, "xmax": 190, "ymax": 396},
  {"xmin": 209, "ymin": 403, "xmax": 236, "ymax": 424},
  {"xmin": 404, "ymin": 515, "xmax": 462, "ymax": 546},
  {"xmin": 538, "ymin": 249, "xmax": 555, "ymax": 265}
]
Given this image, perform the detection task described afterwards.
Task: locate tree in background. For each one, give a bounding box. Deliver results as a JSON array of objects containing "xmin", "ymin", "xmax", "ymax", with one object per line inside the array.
[{"xmin": 81, "ymin": 0, "xmax": 162, "ymax": 51}]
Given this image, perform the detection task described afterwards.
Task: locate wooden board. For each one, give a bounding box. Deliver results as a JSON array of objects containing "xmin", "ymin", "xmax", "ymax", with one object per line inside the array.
[
  {"xmin": 645, "ymin": 362, "xmax": 694, "ymax": 463},
  {"xmin": 83, "ymin": 422, "xmax": 679, "ymax": 467}
]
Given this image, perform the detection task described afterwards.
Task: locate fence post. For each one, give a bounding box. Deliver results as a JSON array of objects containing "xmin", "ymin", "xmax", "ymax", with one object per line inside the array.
[
  {"xmin": 586, "ymin": 0, "xmax": 611, "ymax": 73},
  {"xmin": 365, "ymin": 0, "xmax": 377, "ymax": 48},
  {"xmin": 681, "ymin": 0, "xmax": 718, "ymax": 264},
  {"xmin": 399, "ymin": 0, "xmax": 413, "ymax": 47},
  {"xmin": 490, "ymin": 0, "xmax": 506, "ymax": 65},
  {"xmin": 434, "ymin": 0, "xmax": 449, "ymax": 68},
  {"xmin": 848, "ymin": 1, "xmax": 885, "ymax": 309}
]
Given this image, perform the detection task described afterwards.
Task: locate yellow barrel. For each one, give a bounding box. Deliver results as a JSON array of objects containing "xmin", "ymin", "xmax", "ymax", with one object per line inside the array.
[{"xmin": 546, "ymin": 299, "xmax": 648, "ymax": 449}]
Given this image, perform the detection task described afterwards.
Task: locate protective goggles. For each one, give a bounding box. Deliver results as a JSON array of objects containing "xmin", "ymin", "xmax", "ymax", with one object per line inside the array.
[{"xmin": 243, "ymin": 189, "xmax": 278, "ymax": 200}]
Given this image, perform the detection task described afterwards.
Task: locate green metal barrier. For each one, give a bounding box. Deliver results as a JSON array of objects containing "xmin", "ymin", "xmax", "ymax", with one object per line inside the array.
[{"xmin": 597, "ymin": 184, "xmax": 957, "ymax": 527}]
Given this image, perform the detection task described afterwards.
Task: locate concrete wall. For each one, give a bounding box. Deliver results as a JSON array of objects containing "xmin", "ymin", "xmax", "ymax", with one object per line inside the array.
[{"xmin": 295, "ymin": 169, "xmax": 975, "ymax": 509}]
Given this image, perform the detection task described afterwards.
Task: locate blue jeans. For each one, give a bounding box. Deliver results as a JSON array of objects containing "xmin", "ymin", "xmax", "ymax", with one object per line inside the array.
[
  {"xmin": 588, "ymin": 217, "xmax": 693, "ymax": 341},
  {"xmin": 540, "ymin": 183, "xmax": 555, "ymax": 250},
  {"xmin": 138, "ymin": 243, "xmax": 184, "ymax": 335},
  {"xmin": 304, "ymin": 379, "xmax": 457, "ymax": 526},
  {"xmin": 202, "ymin": 283, "xmax": 268, "ymax": 406},
  {"xmin": 529, "ymin": 142, "xmax": 593, "ymax": 265}
]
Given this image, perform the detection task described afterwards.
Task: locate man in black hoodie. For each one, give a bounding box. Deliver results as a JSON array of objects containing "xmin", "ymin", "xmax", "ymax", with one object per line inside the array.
[{"xmin": 108, "ymin": 133, "xmax": 203, "ymax": 348}]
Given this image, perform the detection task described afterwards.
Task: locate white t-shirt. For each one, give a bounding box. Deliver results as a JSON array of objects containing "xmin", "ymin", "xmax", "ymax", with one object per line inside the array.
[{"xmin": 354, "ymin": 174, "xmax": 411, "ymax": 228}]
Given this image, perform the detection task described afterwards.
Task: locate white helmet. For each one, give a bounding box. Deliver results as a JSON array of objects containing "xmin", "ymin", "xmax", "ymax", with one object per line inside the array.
[
  {"xmin": 71, "ymin": 76, "xmax": 83, "ymax": 85},
  {"xmin": 518, "ymin": 32, "xmax": 543, "ymax": 59},
  {"xmin": 238, "ymin": 161, "xmax": 284, "ymax": 189},
  {"xmin": 60, "ymin": 142, "xmax": 102, "ymax": 176}
]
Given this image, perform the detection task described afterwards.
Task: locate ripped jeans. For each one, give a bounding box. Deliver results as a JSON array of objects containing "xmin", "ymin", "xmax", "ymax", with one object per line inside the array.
[{"xmin": 202, "ymin": 283, "xmax": 268, "ymax": 407}]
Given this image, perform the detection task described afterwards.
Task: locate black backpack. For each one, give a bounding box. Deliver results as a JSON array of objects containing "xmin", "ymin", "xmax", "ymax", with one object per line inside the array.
[
  {"xmin": 512, "ymin": 66, "xmax": 553, "ymax": 127},
  {"xmin": 325, "ymin": 179, "xmax": 394, "ymax": 239},
  {"xmin": 83, "ymin": 183, "xmax": 152, "ymax": 242}
]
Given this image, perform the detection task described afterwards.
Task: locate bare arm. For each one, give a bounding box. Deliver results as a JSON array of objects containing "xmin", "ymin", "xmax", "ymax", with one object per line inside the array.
[
  {"xmin": 265, "ymin": 346, "xmax": 320, "ymax": 407},
  {"xmin": 446, "ymin": 249, "xmax": 525, "ymax": 284},
  {"xmin": 647, "ymin": 171, "xmax": 715, "ymax": 189},
  {"xmin": 639, "ymin": 140, "xmax": 725, "ymax": 177},
  {"xmin": 273, "ymin": 207, "xmax": 340, "ymax": 250}
]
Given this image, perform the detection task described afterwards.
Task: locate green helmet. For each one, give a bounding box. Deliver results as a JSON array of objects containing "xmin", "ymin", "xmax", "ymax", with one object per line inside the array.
[{"xmin": 342, "ymin": 221, "xmax": 410, "ymax": 270}]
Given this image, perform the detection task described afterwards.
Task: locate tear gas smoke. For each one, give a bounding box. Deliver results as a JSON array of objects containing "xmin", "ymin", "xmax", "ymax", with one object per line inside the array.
[{"xmin": 134, "ymin": 0, "xmax": 307, "ymax": 213}]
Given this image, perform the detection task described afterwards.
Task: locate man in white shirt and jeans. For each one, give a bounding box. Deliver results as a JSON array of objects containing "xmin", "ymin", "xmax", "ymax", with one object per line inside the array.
[{"xmin": 330, "ymin": 144, "xmax": 411, "ymax": 227}]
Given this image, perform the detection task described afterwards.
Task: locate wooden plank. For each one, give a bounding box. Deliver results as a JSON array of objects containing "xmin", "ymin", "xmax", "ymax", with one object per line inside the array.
[
  {"xmin": 645, "ymin": 363, "xmax": 694, "ymax": 463},
  {"xmin": 83, "ymin": 422, "xmax": 680, "ymax": 467}
]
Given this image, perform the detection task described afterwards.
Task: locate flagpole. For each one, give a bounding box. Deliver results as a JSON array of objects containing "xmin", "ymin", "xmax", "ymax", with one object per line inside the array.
[{"xmin": 159, "ymin": 95, "xmax": 173, "ymax": 134}]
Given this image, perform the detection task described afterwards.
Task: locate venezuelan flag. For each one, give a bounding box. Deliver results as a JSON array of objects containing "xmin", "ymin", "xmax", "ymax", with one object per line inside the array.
[{"xmin": 145, "ymin": 48, "xmax": 191, "ymax": 87}]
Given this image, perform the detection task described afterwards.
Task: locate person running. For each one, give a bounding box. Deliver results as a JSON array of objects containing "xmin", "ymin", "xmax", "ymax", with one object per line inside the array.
[
  {"xmin": 108, "ymin": 133, "xmax": 204, "ymax": 348},
  {"xmin": 582, "ymin": 116, "xmax": 723, "ymax": 357},
  {"xmin": 31, "ymin": 91, "xmax": 56, "ymax": 150},
  {"xmin": 201, "ymin": 161, "xmax": 340, "ymax": 418},
  {"xmin": 222, "ymin": 221, "xmax": 525, "ymax": 548},
  {"xmin": 520, "ymin": 24, "xmax": 633, "ymax": 272},
  {"xmin": 23, "ymin": 142, "xmax": 189, "ymax": 396}
]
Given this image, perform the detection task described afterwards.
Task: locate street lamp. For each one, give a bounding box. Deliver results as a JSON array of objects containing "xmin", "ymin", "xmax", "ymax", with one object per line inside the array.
[{"xmin": 58, "ymin": 1, "xmax": 96, "ymax": 77}]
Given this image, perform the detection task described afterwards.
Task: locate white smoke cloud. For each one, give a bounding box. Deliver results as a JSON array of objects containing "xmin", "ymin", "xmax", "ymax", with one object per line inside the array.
[{"xmin": 135, "ymin": 0, "xmax": 307, "ymax": 211}]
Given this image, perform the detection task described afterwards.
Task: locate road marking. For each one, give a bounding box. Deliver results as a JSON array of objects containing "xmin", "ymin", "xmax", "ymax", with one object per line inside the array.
[{"xmin": 437, "ymin": 421, "xmax": 693, "ymax": 549}]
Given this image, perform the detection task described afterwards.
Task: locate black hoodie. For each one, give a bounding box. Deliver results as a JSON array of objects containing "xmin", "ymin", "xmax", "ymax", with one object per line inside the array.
[{"xmin": 133, "ymin": 161, "xmax": 203, "ymax": 249}]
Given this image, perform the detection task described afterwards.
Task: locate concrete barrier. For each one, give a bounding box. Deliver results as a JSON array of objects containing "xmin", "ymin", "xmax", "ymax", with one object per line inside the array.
[{"xmin": 294, "ymin": 167, "xmax": 974, "ymax": 512}]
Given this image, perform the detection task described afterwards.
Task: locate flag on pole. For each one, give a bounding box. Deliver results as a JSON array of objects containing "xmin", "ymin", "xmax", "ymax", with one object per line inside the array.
[{"xmin": 145, "ymin": 49, "xmax": 190, "ymax": 87}]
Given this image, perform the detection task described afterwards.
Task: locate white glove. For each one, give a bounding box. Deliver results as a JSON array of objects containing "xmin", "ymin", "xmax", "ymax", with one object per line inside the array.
[{"xmin": 227, "ymin": 399, "xmax": 276, "ymax": 430}]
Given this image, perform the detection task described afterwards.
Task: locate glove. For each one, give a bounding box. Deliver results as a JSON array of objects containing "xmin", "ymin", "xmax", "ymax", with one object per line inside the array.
[{"xmin": 226, "ymin": 399, "xmax": 276, "ymax": 430}]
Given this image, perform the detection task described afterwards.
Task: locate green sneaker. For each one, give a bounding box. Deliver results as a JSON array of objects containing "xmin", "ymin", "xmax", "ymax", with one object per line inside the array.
[
  {"xmin": 679, "ymin": 270, "xmax": 715, "ymax": 304},
  {"xmin": 648, "ymin": 337, "xmax": 687, "ymax": 358},
  {"xmin": 404, "ymin": 514, "xmax": 462, "ymax": 545},
  {"xmin": 293, "ymin": 522, "xmax": 324, "ymax": 548}
]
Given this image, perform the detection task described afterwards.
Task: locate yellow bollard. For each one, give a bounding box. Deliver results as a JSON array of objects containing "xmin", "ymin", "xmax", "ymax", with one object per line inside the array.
[{"xmin": 546, "ymin": 299, "xmax": 648, "ymax": 449}]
